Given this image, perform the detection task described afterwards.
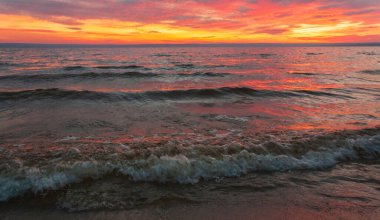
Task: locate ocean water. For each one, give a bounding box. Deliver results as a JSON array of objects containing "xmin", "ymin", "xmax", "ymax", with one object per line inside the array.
[{"xmin": 0, "ymin": 45, "xmax": 379, "ymax": 216}]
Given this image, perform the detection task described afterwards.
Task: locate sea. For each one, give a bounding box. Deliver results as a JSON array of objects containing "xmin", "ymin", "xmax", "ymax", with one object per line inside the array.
[{"xmin": 0, "ymin": 44, "xmax": 379, "ymax": 219}]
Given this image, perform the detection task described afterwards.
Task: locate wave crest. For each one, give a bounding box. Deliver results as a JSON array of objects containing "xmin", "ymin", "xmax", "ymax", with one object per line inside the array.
[{"xmin": 0, "ymin": 132, "xmax": 379, "ymax": 202}]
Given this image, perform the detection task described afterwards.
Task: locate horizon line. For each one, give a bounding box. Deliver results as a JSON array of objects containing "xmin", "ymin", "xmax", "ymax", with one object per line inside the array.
[{"xmin": 1, "ymin": 42, "xmax": 380, "ymax": 47}]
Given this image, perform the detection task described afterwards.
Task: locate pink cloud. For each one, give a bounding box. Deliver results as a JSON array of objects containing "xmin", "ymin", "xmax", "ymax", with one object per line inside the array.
[{"xmin": 0, "ymin": 0, "xmax": 379, "ymax": 42}]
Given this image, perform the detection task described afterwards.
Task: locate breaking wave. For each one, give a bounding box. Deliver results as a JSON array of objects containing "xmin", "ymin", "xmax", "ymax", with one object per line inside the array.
[{"xmin": 0, "ymin": 130, "xmax": 379, "ymax": 202}]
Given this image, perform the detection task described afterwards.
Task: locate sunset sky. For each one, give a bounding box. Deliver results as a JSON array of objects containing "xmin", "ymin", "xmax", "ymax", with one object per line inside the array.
[{"xmin": 0, "ymin": 0, "xmax": 379, "ymax": 44}]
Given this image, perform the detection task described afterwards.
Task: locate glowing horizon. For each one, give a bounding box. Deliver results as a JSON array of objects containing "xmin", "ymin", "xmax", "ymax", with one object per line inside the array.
[{"xmin": 0, "ymin": 0, "xmax": 379, "ymax": 44}]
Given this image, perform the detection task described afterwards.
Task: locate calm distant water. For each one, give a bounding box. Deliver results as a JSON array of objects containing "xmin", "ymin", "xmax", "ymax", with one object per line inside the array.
[{"xmin": 0, "ymin": 46, "xmax": 379, "ymax": 214}]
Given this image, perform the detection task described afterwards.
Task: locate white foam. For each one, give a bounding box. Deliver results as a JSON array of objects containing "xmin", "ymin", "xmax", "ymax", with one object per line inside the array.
[
  {"xmin": 59, "ymin": 136, "xmax": 79, "ymax": 141},
  {"xmin": 0, "ymin": 134, "xmax": 379, "ymax": 202}
]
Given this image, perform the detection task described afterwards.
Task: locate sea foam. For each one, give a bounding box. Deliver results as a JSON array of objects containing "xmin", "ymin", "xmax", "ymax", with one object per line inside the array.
[{"xmin": 0, "ymin": 134, "xmax": 379, "ymax": 202}]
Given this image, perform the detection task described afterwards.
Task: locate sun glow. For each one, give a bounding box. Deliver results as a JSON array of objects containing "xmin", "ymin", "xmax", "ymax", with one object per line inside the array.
[{"xmin": 0, "ymin": 0, "xmax": 379, "ymax": 44}]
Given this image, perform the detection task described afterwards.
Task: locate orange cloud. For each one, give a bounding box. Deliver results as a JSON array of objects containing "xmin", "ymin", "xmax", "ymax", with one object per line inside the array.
[{"xmin": 0, "ymin": 0, "xmax": 379, "ymax": 43}]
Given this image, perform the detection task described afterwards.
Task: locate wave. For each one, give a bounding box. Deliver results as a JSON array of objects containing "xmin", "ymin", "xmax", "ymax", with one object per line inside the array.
[
  {"xmin": 174, "ymin": 63, "xmax": 195, "ymax": 68},
  {"xmin": 0, "ymin": 72, "xmax": 160, "ymax": 81},
  {"xmin": 178, "ymin": 72, "xmax": 231, "ymax": 77},
  {"xmin": 172, "ymin": 63, "xmax": 235, "ymax": 69},
  {"xmin": 360, "ymin": 70, "xmax": 380, "ymax": 75},
  {"xmin": 306, "ymin": 52, "xmax": 323, "ymax": 56},
  {"xmin": 358, "ymin": 52, "xmax": 378, "ymax": 56},
  {"xmin": 63, "ymin": 65, "xmax": 147, "ymax": 71},
  {"xmin": 0, "ymin": 130, "xmax": 379, "ymax": 203},
  {"xmin": 0, "ymin": 87, "xmax": 354, "ymax": 102},
  {"xmin": 151, "ymin": 53, "xmax": 171, "ymax": 57},
  {"xmin": 64, "ymin": 63, "xmax": 236, "ymax": 71},
  {"xmin": 95, "ymin": 65, "xmax": 145, "ymax": 69},
  {"xmin": 295, "ymin": 90, "xmax": 354, "ymax": 99},
  {"xmin": 0, "ymin": 62, "xmax": 16, "ymax": 67},
  {"xmin": 288, "ymin": 72, "xmax": 319, "ymax": 76},
  {"xmin": 0, "ymin": 87, "xmax": 293, "ymax": 102},
  {"xmin": 63, "ymin": 66, "xmax": 85, "ymax": 71},
  {"xmin": 256, "ymin": 53, "xmax": 276, "ymax": 58},
  {"xmin": 215, "ymin": 53, "xmax": 277, "ymax": 58},
  {"xmin": 0, "ymin": 72, "xmax": 232, "ymax": 82}
]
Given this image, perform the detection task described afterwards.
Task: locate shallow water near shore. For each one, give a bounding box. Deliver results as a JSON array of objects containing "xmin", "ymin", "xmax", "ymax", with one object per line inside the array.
[
  {"xmin": 1, "ymin": 162, "xmax": 380, "ymax": 220},
  {"xmin": 0, "ymin": 45, "xmax": 379, "ymax": 218}
]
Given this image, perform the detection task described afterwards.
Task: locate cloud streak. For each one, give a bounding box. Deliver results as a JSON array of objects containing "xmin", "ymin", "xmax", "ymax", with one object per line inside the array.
[{"xmin": 0, "ymin": 0, "xmax": 379, "ymax": 43}]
